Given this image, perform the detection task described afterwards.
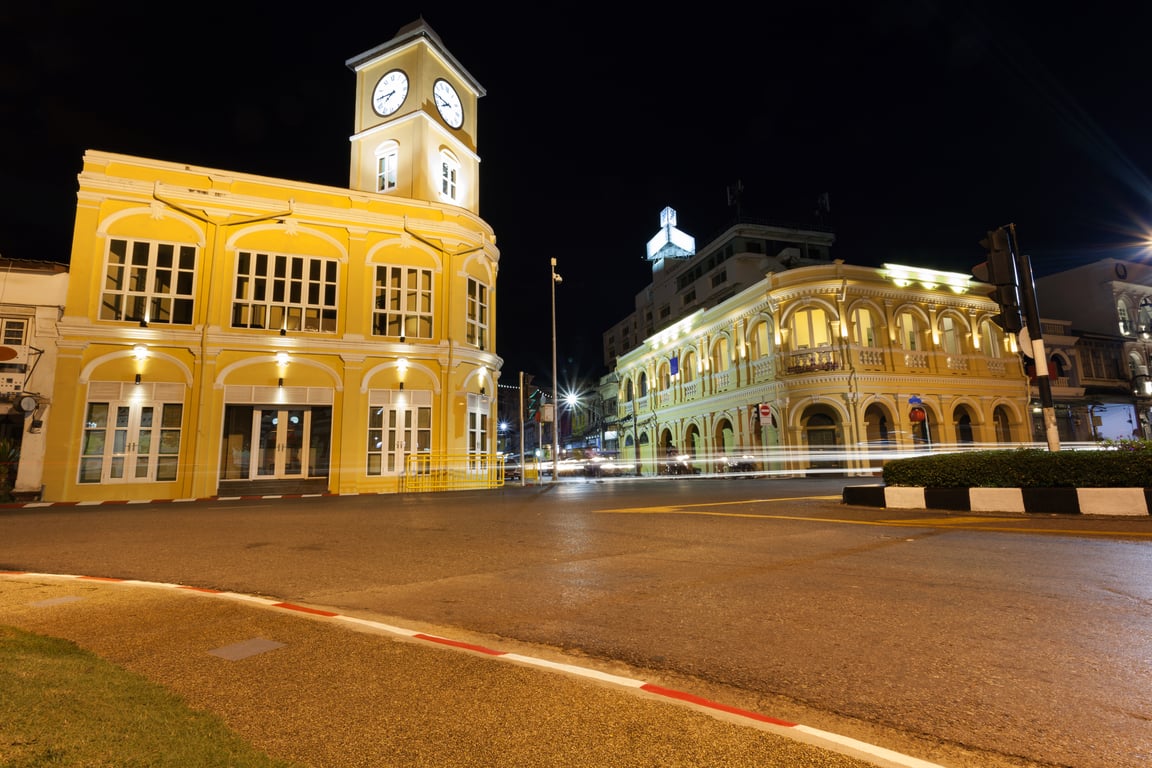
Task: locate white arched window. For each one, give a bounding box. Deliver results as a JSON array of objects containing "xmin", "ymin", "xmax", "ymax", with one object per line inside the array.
[
  {"xmin": 376, "ymin": 141, "xmax": 399, "ymax": 192},
  {"xmin": 439, "ymin": 150, "xmax": 459, "ymax": 202},
  {"xmin": 1138, "ymin": 298, "xmax": 1152, "ymax": 337},
  {"xmin": 980, "ymin": 319, "xmax": 1003, "ymax": 358},
  {"xmin": 681, "ymin": 350, "xmax": 697, "ymax": 383},
  {"xmin": 711, "ymin": 337, "xmax": 731, "ymax": 371},
  {"xmin": 851, "ymin": 307, "xmax": 878, "ymax": 347},
  {"xmin": 895, "ymin": 310, "xmax": 922, "ymax": 350},
  {"xmin": 791, "ymin": 307, "xmax": 830, "ymax": 349},
  {"xmin": 750, "ymin": 322, "xmax": 772, "ymax": 359},
  {"xmin": 939, "ymin": 314, "xmax": 963, "ymax": 355}
]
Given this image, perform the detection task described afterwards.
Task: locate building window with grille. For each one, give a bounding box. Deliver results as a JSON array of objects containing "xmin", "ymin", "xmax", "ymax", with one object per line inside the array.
[
  {"xmin": 232, "ymin": 251, "xmax": 338, "ymax": 332},
  {"xmin": 466, "ymin": 277, "xmax": 489, "ymax": 350},
  {"xmin": 440, "ymin": 150, "xmax": 459, "ymax": 201},
  {"xmin": 101, "ymin": 239, "xmax": 196, "ymax": 324},
  {"xmin": 376, "ymin": 141, "xmax": 399, "ymax": 192},
  {"xmin": 374, "ymin": 266, "xmax": 433, "ymax": 339},
  {"xmin": 1, "ymin": 319, "xmax": 27, "ymax": 346},
  {"xmin": 80, "ymin": 391, "xmax": 183, "ymax": 484}
]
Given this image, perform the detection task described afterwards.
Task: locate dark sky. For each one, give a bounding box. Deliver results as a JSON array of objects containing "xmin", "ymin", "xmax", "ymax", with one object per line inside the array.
[{"xmin": 2, "ymin": 3, "xmax": 1151, "ymax": 386}]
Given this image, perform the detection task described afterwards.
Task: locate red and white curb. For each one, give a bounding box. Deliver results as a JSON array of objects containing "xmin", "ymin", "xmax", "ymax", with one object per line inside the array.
[
  {"xmin": 2, "ymin": 570, "xmax": 945, "ymax": 768},
  {"xmin": 5, "ymin": 495, "xmax": 331, "ymax": 508}
]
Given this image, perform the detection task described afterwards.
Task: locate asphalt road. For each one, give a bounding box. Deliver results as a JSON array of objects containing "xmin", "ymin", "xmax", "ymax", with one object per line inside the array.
[{"xmin": 2, "ymin": 475, "xmax": 1150, "ymax": 767}]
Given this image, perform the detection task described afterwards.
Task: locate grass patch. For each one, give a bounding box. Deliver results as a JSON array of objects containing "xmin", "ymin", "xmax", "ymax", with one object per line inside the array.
[{"xmin": 0, "ymin": 625, "xmax": 303, "ymax": 768}]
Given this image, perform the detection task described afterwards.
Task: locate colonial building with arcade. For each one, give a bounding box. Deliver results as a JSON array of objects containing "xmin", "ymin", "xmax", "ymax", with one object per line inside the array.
[{"xmin": 606, "ymin": 211, "xmax": 1032, "ymax": 474}]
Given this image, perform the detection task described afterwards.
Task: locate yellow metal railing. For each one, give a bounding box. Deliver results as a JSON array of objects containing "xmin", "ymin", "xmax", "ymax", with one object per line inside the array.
[{"xmin": 401, "ymin": 452, "xmax": 505, "ymax": 492}]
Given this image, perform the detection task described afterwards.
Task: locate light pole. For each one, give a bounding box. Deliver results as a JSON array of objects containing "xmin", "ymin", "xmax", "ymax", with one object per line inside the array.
[{"xmin": 550, "ymin": 257, "xmax": 562, "ymax": 483}]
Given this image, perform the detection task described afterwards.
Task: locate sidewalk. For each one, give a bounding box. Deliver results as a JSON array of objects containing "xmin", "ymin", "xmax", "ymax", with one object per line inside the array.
[{"xmin": 0, "ymin": 572, "xmax": 944, "ymax": 768}]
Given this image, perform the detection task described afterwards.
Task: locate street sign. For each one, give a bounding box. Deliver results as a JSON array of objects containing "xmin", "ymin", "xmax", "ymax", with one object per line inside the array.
[{"xmin": 758, "ymin": 403, "xmax": 772, "ymax": 421}]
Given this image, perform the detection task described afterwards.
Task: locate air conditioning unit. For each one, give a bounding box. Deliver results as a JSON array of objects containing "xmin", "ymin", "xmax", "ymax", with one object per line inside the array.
[{"xmin": 0, "ymin": 345, "xmax": 28, "ymax": 364}]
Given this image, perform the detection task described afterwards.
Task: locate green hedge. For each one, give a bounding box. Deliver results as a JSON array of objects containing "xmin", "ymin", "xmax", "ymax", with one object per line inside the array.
[{"xmin": 882, "ymin": 440, "xmax": 1152, "ymax": 488}]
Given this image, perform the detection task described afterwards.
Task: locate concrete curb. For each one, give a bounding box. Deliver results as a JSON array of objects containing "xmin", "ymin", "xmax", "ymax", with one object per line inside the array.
[{"xmin": 842, "ymin": 485, "xmax": 1152, "ymax": 516}]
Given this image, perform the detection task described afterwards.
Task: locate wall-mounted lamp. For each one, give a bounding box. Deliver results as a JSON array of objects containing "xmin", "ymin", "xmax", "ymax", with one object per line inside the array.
[
  {"xmin": 398, "ymin": 382, "xmax": 404, "ymax": 391},
  {"xmin": 399, "ymin": 335, "xmax": 405, "ymax": 344},
  {"xmin": 139, "ymin": 319, "xmax": 148, "ymax": 328},
  {"xmin": 275, "ymin": 352, "xmax": 290, "ymax": 366},
  {"xmin": 280, "ymin": 328, "xmax": 287, "ymax": 336},
  {"xmin": 278, "ymin": 377, "xmax": 284, "ymax": 388},
  {"xmin": 135, "ymin": 373, "xmax": 142, "ymax": 385},
  {"xmin": 133, "ymin": 345, "xmax": 149, "ymax": 361},
  {"xmin": 480, "ymin": 385, "xmax": 485, "ymax": 395}
]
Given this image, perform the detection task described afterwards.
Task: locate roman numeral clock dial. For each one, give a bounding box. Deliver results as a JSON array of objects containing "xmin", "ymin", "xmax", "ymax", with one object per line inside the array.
[
  {"xmin": 433, "ymin": 78, "xmax": 463, "ymax": 129},
  {"xmin": 372, "ymin": 69, "xmax": 409, "ymax": 116}
]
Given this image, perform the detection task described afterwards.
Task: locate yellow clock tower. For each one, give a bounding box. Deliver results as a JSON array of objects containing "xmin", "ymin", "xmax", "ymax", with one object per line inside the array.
[{"xmin": 346, "ymin": 18, "xmax": 485, "ymax": 215}]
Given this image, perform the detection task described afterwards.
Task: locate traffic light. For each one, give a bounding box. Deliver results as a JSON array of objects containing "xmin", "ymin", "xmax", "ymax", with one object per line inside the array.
[
  {"xmin": 527, "ymin": 389, "xmax": 543, "ymax": 422},
  {"xmin": 973, "ymin": 228, "xmax": 1024, "ymax": 333}
]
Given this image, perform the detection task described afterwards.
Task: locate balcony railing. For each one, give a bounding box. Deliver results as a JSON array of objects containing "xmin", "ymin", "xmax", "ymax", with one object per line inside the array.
[
  {"xmin": 903, "ymin": 351, "xmax": 930, "ymax": 369},
  {"xmin": 856, "ymin": 347, "xmax": 885, "ymax": 368},
  {"xmin": 711, "ymin": 369, "xmax": 733, "ymax": 391},
  {"xmin": 784, "ymin": 349, "xmax": 840, "ymax": 375},
  {"xmin": 752, "ymin": 357, "xmax": 774, "ymax": 382}
]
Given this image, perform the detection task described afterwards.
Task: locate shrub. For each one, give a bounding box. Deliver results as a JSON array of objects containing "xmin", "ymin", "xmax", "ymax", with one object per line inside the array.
[{"xmin": 882, "ymin": 441, "xmax": 1152, "ymax": 488}]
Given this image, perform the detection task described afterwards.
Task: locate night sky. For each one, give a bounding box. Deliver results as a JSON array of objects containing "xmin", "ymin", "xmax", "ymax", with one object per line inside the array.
[{"xmin": 2, "ymin": 3, "xmax": 1150, "ymax": 387}]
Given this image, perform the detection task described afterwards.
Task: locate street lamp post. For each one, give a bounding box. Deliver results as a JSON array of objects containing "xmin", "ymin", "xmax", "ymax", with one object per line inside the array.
[{"xmin": 550, "ymin": 258, "xmax": 562, "ymax": 483}]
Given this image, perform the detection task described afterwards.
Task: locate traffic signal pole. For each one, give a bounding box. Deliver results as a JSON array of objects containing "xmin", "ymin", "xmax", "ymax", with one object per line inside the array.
[
  {"xmin": 1006, "ymin": 224, "xmax": 1060, "ymax": 451},
  {"xmin": 518, "ymin": 371, "xmax": 526, "ymax": 487}
]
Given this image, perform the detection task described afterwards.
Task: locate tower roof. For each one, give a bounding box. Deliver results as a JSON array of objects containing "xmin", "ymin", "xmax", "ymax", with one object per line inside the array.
[{"xmin": 345, "ymin": 17, "xmax": 486, "ymax": 97}]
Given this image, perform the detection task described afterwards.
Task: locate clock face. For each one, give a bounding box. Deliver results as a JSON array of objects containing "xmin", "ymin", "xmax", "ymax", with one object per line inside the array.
[
  {"xmin": 372, "ymin": 69, "xmax": 409, "ymax": 116},
  {"xmin": 433, "ymin": 79, "xmax": 463, "ymax": 128}
]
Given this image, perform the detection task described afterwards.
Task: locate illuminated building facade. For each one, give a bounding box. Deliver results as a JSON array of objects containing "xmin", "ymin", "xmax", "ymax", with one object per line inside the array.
[
  {"xmin": 609, "ymin": 214, "xmax": 1031, "ymax": 474},
  {"xmin": 1034, "ymin": 258, "xmax": 1152, "ymax": 441},
  {"xmin": 41, "ymin": 20, "xmax": 501, "ymax": 501}
]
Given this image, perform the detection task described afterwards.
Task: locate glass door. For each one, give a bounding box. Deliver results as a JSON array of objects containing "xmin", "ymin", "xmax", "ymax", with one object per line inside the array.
[{"xmin": 254, "ymin": 408, "xmax": 308, "ymax": 478}]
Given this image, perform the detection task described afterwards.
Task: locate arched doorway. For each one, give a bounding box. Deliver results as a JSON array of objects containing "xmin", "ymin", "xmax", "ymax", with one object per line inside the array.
[
  {"xmin": 638, "ymin": 431, "xmax": 651, "ymax": 475},
  {"xmin": 911, "ymin": 407, "xmax": 932, "ymax": 446},
  {"xmin": 954, "ymin": 405, "xmax": 975, "ymax": 444},
  {"xmin": 863, "ymin": 403, "xmax": 893, "ymax": 469},
  {"xmin": 683, "ymin": 423, "xmax": 701, "ymax": 462},
  {"xmin": 803, "ymin": 406, "xmax": 843, "ymax": 474},
  {"xmin": 993, "ymin": 406, "xmax": 1012, "ymax": 443},
  {"xmin": 713, "ymin": 417, "xmax": 736, "ymax": 472},
  {"xmin": 658, "ymin": 427, "xmax": 677, "ymax": 475}
]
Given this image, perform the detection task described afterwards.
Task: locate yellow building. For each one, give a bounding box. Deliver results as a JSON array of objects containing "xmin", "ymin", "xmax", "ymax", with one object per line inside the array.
[
  {"xmin": 42, "ymin": 20, "xmax": 502, "ymax": 501},
  {"xmin": 615, "ymin": 259, "xmax": 1031, "ymax": 475}
]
